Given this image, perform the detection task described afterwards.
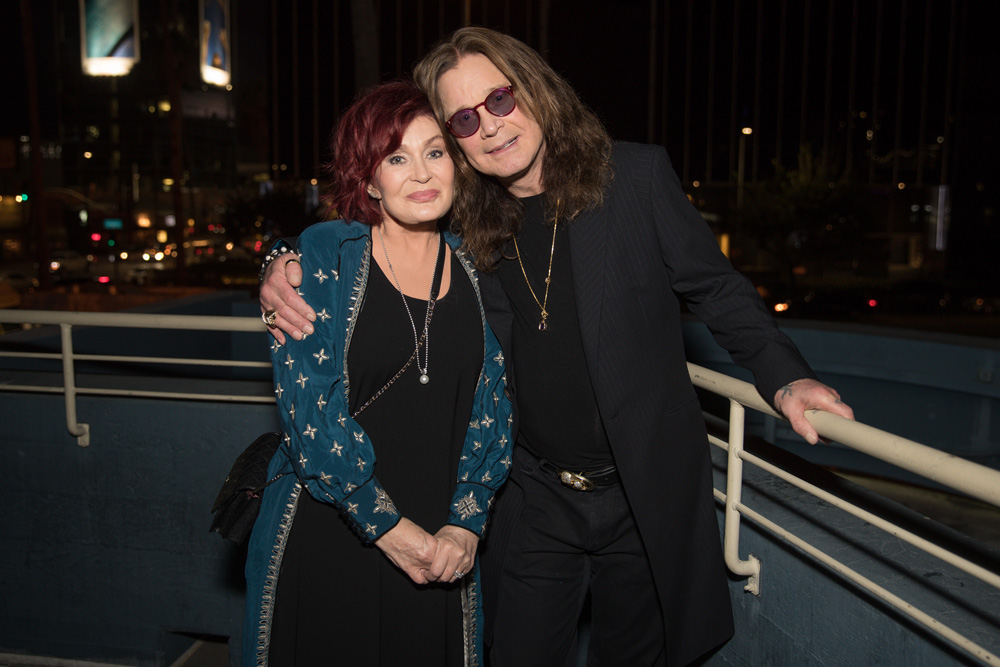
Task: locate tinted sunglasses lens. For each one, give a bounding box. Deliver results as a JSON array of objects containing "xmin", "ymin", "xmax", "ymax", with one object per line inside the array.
[
  {"xmin": 448, "ymin": 109, "xmax": 479, "ymax": 137},
  {"xmin": 486, "ymin": 88, "xmax": 516, "ymax": 116}
]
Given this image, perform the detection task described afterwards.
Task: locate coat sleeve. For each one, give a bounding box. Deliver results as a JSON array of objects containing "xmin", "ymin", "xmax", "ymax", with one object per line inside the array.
[
  {"xmin": 642, "ymin": 144, "xmax": 817, "ymax": 402},
  {"xmin": 271, "ymin": 224, "xmax": 401, "ymax": 543},
  {"xmin": 444, "ymin": 260, "xmax": 514, "ymax": 538}
]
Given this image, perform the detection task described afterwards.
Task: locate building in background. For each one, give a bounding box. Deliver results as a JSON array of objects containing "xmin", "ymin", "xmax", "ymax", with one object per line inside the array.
[{"xmin": 3, "ymin": 1, "xmax": 998, "ymax": 302}]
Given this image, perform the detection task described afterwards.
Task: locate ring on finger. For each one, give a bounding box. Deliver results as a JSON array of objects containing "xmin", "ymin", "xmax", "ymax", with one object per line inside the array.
[
  {"xmin": 454, "ymin": 570, "xmax": 466, "ymax": 578},
  {"xmin": 262, "ymin": 310, "xmax": 278, "ymax": 328},
  {"xmin": 286, "ymin": 258, "xmax": 301, "ymax": 267}
]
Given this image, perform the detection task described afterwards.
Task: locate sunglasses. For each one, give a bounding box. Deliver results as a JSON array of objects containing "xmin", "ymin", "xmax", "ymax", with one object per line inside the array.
[{"xmin": 445, "ymin": 86, "xmax": 517, "ymax": 138}]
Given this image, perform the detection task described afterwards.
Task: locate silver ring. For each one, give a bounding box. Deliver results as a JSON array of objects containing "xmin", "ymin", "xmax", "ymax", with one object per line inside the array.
[
  {"xmin": 454, "ymin": 570, "xmax": 465, "ymax": 578},
  {"xmin": 285, "ymin": 258, "xmax": 301, "ymax": 267},
  {"xmin": 262, "ymin": 310, "xmax": 278, "ymax": 328}
]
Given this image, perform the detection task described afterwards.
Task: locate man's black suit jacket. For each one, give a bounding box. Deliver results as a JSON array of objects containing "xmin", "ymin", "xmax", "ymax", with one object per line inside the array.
[{"xmin": 479, "ymin": 142, "xmax": 816, "ymax": 666}]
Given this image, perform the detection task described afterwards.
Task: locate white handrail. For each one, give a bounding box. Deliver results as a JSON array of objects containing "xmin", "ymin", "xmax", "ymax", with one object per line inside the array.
[
  {"xmin": 688, "ymin": 361, "xmax": 1000, "ymax": 665},
  {"xmin": 0, "ymin": 309, "xmax": 271, "ymax": 446},
  {"xmin": 688, "ymin": 363, "xmax": 1000, "ymax": 509}
]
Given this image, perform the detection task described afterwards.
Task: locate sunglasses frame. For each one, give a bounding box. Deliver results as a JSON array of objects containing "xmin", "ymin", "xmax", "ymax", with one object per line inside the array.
[{"xmin": 445, "ymin": 86, "xmax": 516, "ymax": 138}]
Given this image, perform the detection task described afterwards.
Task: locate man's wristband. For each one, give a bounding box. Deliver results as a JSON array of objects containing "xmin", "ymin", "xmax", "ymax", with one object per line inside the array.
[{"xmin": 258, "ymin": 240, "xmax": 294, "ymax": 283}]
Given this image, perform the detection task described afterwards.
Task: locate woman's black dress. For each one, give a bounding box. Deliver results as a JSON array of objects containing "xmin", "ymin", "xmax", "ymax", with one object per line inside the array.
[{"xmin": 268, "ymin": 247, "xmax": 483, "ymax": 665}]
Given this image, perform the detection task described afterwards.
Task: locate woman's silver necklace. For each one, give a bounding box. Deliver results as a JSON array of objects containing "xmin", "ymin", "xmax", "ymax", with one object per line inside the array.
[{"xmin": 377, "ymin": 227, "xmax": 441, "ymax": 385}]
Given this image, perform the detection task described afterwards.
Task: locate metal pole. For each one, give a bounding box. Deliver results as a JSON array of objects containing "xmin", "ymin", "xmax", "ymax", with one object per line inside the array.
[{"xmin": 60, "ymin": 324, "xmax": 90, "ymax": 447}]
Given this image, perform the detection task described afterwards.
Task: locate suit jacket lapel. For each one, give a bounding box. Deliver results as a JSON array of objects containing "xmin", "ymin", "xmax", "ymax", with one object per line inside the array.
[{"xmin": 568, "ymin": 207, "xmax": 607, "ymax": 382}]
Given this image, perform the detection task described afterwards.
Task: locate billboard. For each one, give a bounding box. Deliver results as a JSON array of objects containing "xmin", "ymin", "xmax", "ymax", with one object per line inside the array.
[
  {"xmin": 79, "ymin": 0, "xmax": 140, "ymax": 76},
  {"xmin": 200, "ymin": 0, "xmax": 231, "ymax": 87}
]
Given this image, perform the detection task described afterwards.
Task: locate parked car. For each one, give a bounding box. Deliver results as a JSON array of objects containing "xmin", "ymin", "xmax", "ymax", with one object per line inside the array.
[{"xmin": 48, "ymin": 251, "xmax": 91, "ymax": 281}]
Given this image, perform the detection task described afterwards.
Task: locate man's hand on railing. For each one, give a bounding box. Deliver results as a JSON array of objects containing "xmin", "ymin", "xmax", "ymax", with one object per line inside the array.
[
  {"xmin": 773, "ymin": 378, "xmax": 855, "ymax": 445},
  {"xmin": 260, "ymin": 252, "xmax": 314, "ymax": 345}
]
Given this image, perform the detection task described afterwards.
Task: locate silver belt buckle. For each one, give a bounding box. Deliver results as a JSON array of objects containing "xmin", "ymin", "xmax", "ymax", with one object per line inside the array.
[{"xmin": 559, "ymin": 470, "xmax": 596, "ymax": 491}]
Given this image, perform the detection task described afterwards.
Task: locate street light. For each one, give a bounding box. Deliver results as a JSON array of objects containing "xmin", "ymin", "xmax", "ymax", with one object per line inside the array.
[{"xmin": 737, "ymin": 127, "xmax": 753, "ymax": 209}]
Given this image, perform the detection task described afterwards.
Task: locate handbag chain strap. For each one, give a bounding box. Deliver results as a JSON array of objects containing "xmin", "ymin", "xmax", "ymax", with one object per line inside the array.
[
  {"xmin": 350, "ymin": 329, "xmax": 426, "ymax": 419},
  {"xmin": 265, "ymin": 239, "xmax": 446, "ymax": 490}
]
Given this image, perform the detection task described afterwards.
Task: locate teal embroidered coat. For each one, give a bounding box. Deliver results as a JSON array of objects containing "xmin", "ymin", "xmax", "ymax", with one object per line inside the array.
[{"xmin": 243, "ymin": 220, "xmax": 513, "ymax": 666}]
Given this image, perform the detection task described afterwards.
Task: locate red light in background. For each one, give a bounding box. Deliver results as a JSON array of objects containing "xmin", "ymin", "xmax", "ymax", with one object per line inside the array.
[
  {"xmin": 98, "ymin": 276, "xmax": 111, "ymax": 284},
  {"xmin": 867, "ymin": 299, "xmax": 878, "ymax": 308},
  {"xmin": 90, "ymin": 233, "xmax": 102, "ymax": 242}
]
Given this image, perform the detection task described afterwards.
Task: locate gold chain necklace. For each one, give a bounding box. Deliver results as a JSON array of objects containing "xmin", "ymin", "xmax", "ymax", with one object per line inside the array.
[{"xmin": 512, "ymin": 200, "xmax": 559, "ymax": 331}]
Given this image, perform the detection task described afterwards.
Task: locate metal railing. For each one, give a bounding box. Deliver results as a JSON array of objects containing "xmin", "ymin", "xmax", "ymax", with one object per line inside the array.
[
  {"xmin": 689, "ymin": 363, "xmax": 1000, "ymax": 665},
  {"xmin": 1, "ymin": 309, "xmax": 998, "ymax": 662},
  {"xmin": 0, "ymin": 309, "xmax": 271, "ymax": 446}
]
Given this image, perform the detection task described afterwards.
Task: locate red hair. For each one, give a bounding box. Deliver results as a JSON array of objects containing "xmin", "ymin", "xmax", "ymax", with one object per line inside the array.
[{"xmin": 322, "ymin": 81, "xmax": 436, "ymax": 225}]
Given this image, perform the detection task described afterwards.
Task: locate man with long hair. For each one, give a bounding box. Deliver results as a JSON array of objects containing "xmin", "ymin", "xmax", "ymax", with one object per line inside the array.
[{"xmin": 261, "ymin": 27, "xmax": 853, "ymax": 666}]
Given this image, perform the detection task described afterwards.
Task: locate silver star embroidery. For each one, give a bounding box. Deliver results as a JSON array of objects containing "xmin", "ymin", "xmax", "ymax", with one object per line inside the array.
[
  {"xmin": 460, "ymin": 471, "xmax": 469, "ymax": 481},
  {"xmin": 347, "ymin": 502, "xmax": 358, "ymax": 514},
  {"xmin": 469, "ymin": 419, "xmax": 480, "ymax": 430},
  {"xmin": 481, "ymin": 415, "xmax": 494, "ymax": 428},
  {"xmin": 313, "ymin": 348, "xmax": 330, "ymax": 365},
  {"xmin": 296, "ymin": 372, "xmax": 309, "ymax": 388},
  {"xmin": 284, "ymin": 354, "xmax": 295, "ymax": 369},
  {"xmin": 481, "ymin": 471, "xmax": 492, "ymax": 483},
  {"xmin": 507, "ymin": 415, "xmax": 513, "ymax": 427},
  {"xmin": 316, "ymin": 394, "xmax": 327, "ymax": 411},
  {"xmin": 353, "ymin": 431, "xmax": 364, "ymax": 443},
  {"xmin": 303, "ymin": 424, "xmax": 317, "ymax": 439},
  {"xmin": 313, "ymin": 268, "xmax": 329, "ymax": 283},
  {"xmin": 500, "ymin": 456, "xmax": 512, "ymax": 468},
  {"xmin": 288, "ymin": 404, "xmax": 296, "ymax": 421},
  {"xmin": 298, "ymin": 452, "xmax": 308, "ymax": 466},
  {"xmin": 494, "ymin": 352, "xmax": 504, "ymax": 365},
  {"xmin": 373, "ymin": 488, "xmax": 397, "ymax": 515},
  {"xmin": 454, "ymin": 492, "xmax": 481, "ymax": 520},
  {"xmin": 316, "ymin": 308, "xmax": 332, "ymax": 322},
  {"xmin": 330, "ymin": 441, "xmax": 343, "ymax": 456},
  {"xmin": 473, "ymin": 441, "xmax": 482, "ymax": 450},
  {"xmin": 271, "ymin": 340, "xmax": 282, "ymax": 354},
  {"xmin": 365, "ymin": 523, "xmax": 377, "ymax": 536},
  {"xmin": 332, "ymin": 269, "xmax": 339, "ymax": 281},
  {"xmin": 283, "ymin": 433, "xmax": 291, "ymax": 445},
  {"xmin": 494, "ymin": 394, "xmax": 500, "ymax": 406},
  {"xmin": 319, "ymin": 471, "xmax": 332, "ymax": 485},
  {"xmin": 345, "ymin": 482, "xmax": 357, "ymax": 492},
  {"xmin": 356, "ymin": 456, "xmax": 366, "ymax": 471},
  {"xmin": 337, "ymin": 413, "xmax": 347, "ymax": 427},
  {"xmin": 274, "ymin": 383, "xmax": 284, "ymax": 399},
  {"xmin": 499, "ymin": 434, "xmax": 508, "ymax": 447}
]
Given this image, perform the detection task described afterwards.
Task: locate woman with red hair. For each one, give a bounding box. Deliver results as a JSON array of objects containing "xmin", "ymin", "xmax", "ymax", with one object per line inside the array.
[{"xmin": 244, "ymin": 81, "xmax": 512, "ymax": 666}]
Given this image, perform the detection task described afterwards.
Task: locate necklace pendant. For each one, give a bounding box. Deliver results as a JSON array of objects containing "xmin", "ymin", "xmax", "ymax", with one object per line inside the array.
[
  {"xmin": 538, "ymin": 320, "xmax": 548, "ymax": 332},
  {"xmin": 419, "ymin": 373, "xmax": 430, "ymax": 385}
]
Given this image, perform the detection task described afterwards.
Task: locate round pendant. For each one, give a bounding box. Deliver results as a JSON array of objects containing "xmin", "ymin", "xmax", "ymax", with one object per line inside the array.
[
  {"xmin": 538, "ymin": 320, "xmax": 548, "ymax": 331},
  {"xmin": 419, "ymin": 373, "xmax": 430, "ymax": 385}
]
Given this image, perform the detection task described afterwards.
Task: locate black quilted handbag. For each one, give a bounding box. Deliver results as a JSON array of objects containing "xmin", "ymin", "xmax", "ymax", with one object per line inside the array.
[{"xmin": 209, "ymin": 432, "xmax": 287, "ymax": 544}]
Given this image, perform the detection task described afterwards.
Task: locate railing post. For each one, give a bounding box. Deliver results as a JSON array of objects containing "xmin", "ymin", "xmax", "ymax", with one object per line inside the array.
[
  {"xmin": 60, "ymin": 323, "xmax": 90, "ymax": 447},
  {"xmin": 724, "ymin": 398, "xmax": 761, "ymax": 594}
]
